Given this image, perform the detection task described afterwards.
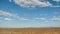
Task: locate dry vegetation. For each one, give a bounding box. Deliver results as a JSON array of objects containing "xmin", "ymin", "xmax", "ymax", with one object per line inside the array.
[{"xmin": 0, "ymin": 28, "xmax": 60, "ymax": 34}]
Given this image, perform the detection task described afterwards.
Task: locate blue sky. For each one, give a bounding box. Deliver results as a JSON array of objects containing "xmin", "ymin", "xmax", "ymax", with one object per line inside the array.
[{"xmin": 0, "ymin": 0, "xmax": 60, "ymax": 28}]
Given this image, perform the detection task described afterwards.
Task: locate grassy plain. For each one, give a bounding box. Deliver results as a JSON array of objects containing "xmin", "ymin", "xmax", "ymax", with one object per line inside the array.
[{"xmin": 0, "ymin": 28, "xmax": 60, "ymax": 34}]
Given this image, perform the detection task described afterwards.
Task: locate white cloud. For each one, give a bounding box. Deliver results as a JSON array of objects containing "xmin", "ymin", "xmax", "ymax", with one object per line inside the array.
[
  {"xmin": 34, "ymin": 18, "xmax": 47, "ymax": 20},
  {"xmin": 9, "ymin": 0, "xmax": 60, "ymax": 8},
  {"xmin": 50, "ymin": 17, "xmax": 60, "ymax": 21},
  {"xmin": 4, "ymin": 18, "xmax": 12, "ymax": 21},
  {"xmin": 10, "ymin": 0, "xmax": 52, "ymax": 8},
  {"xmin": 0, "ymin": 10, "xmax": 20, "ymax": 19},
  {"xmin": 0, "ymin": 10, "xmax": 13, "ymax": 16},
  {"xmin": 34, "ymin": 17, "xmax": 60, "ymax": 22},
  {"xmin": 53, "ymin": 0, "xmax": 60, "ymax": 2},
  {"xmin": 40, "ymin": 18, "xmax": 47, "ymax": 20},
  {"xmin": 0, "ymin": 10, "xmax": 29, "ymax": 21}
]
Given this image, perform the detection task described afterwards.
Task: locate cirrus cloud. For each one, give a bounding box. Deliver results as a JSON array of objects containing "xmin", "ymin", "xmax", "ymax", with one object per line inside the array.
[
  {"xmin": 0, "ymin": 10, "xmax": 29, "ymax": 21},
  {"xmin": 34, "ymin": 18, "xmax": 47, "ymax": 20},
  {"xmin": 19, "ymin": 18, "xmax": 29, "ymax": 20},
  {"xmin": 34, "ymin": 17, "xmax": 60, "ymax": 22},
  {"xmin": 50, "ymin": 17, "xmax": 60, "ymax": 21}
]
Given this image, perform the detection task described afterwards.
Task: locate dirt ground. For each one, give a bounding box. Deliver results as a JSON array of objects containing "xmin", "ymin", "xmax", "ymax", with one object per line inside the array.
[{"xmin": 0, "ymin": 28, "xmax": 60, "ymax": 34}]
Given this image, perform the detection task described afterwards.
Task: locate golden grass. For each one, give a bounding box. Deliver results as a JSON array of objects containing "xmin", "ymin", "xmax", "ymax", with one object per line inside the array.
[{"xmin": 0, "ymin": 28, "xmax": 60, "ymax": 34}]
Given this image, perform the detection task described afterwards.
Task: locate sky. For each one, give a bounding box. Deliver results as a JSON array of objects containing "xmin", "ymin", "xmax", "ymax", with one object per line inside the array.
[{"xmin": 0, "ymin": 0, "xmax": 60, "ymax": 28}]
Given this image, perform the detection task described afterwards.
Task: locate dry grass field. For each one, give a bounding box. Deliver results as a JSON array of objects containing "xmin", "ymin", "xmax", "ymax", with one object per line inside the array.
[{"xmin": 0, "ymin": 28, "xmax": 60, "ymax": 34}]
